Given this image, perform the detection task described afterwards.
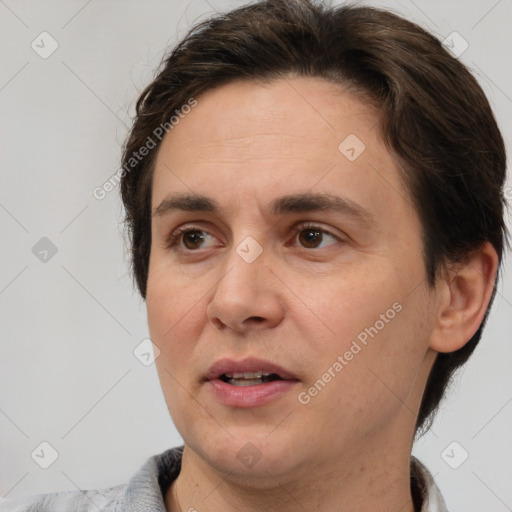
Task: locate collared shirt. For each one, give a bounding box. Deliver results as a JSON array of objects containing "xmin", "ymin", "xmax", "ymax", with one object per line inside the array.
[{"xmin": 0, "ymin": 446, "xmax": 448, "ymax": 511}]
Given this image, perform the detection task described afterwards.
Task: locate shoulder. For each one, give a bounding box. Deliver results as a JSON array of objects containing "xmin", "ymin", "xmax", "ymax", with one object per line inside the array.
[
  {"xmin": 0, "ymin": 446, "xmax": 184, "ymax": 512},
  {"xmin": 0, "ymin": 484, "xmax": 125, "ymax": 512}
]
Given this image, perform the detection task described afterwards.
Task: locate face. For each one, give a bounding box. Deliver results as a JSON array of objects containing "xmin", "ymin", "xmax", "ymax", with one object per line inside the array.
[{"xmin": 146, "ymin": 77, "xmax": 438, "ymax": 482}]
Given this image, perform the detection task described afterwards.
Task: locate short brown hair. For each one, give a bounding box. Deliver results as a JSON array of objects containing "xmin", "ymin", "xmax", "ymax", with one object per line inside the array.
[{"xmin": 120, "ymin": 0, "xmax": 508, "ymax": 432}]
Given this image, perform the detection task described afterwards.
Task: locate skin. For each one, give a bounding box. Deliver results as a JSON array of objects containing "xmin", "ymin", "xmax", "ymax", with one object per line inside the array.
[{"xmin": 145, "ymin": 76, "xmax": 499, "ymax": 512}]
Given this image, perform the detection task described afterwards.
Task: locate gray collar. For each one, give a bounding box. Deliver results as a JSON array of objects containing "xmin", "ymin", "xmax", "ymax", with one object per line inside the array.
[{"xmin": 117, "ymin": 447, "xmax": 448, "ymax": 512}]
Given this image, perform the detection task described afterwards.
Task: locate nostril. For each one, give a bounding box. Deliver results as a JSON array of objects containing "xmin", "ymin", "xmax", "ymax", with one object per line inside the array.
[{"xmin": 211, "ymin": 317, "xmax": 226, "ymax": 330}]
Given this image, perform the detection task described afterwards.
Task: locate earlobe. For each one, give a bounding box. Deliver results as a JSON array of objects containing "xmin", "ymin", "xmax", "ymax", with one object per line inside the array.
[{"xmin": 429, "ymin": 242, "xmax": 499, "ymax": 354}]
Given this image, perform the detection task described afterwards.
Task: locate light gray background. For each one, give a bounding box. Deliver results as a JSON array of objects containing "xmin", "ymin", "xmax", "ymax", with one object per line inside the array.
[{"xmin": 1, "ymin": 0, "xmax": 511, "ymax": 510}]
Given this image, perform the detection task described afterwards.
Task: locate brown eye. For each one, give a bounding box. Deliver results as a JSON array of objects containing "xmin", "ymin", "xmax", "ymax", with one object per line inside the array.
[
  {"xmin": 182, "ymin": 230, "xmax": 206, "ymax": 250},
  {"xmin": 167, "ymin": 227, "xmax": 217, "ymax": 251},
  {"xmin": 294, "ymin": 225, "xmax": 339, "ymax": 249},
  {"xmin": 298, "ymin": 228, "xmax": 324, "ymax": 248}
]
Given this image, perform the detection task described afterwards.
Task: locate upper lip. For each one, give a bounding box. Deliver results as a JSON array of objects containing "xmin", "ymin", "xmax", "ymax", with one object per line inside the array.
[{"xmin": 206, "ymin": 357, "xmax": 299, "ymax": 381}]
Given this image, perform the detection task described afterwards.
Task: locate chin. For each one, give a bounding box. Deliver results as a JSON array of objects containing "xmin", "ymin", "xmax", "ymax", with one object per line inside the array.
[{"xmin": 184, "ymin": 426, "xmax": 306, "ymax": 483}]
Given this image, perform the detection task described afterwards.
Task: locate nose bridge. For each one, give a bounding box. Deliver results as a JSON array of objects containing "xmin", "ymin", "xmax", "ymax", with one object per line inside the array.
[
  {"xmin": 207, "ymin": 233, "xmax": 283, "ymax": 331},
  {"xmin": 234, "ymin": 234, "xmax": 265, "ymax": 266},
  {"xmin": 218, "ymin": 234, "xmax": 266, "ymax": 301}
]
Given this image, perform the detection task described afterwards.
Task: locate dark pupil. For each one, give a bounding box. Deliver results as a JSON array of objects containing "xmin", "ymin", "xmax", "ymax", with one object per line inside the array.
[
  {"xmin": 299, "ymin": 229, "xmax": 322, "ymax": 248},
  {"xmin": 182, "ymin": 229, "xmax": 322, "ymax": 250},
  {"xmin": 183, "ymin": 231, "xmax": 204, "ymax": 249}
]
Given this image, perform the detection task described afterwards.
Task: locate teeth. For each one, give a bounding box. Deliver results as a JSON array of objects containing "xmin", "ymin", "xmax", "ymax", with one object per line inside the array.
[
  {"xmin": 228, "ymin": 378, "xmax": 263, "ymax": 386},
  {"xmin": 223, "ymin": 371, "xmax": 273, "ymax": 379},
  {"xmin": 220, "ymin": 371, "xmax": 279, "ymax": 386}
]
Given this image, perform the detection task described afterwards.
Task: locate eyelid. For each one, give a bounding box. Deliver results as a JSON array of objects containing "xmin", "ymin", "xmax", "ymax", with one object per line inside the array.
[
  {"xmin": 291, "ymin": 222, "xmax": 342, "ymax": 240},
  {"xmin": 166, "ymin": 221, "xmax": 344, "ymax": 251},
  {"xmin": 288, "ymin": 221, "xmax": 344, "ymax": 248},
  {"xmin": 165, "ymin": 224, "xmax": 216, "ymax": 249}
]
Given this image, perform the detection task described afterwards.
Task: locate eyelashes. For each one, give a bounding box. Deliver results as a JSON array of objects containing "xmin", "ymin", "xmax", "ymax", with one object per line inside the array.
[{"xmin": 166, "ymin": 222, "xmax": 342, "ymax": 252}]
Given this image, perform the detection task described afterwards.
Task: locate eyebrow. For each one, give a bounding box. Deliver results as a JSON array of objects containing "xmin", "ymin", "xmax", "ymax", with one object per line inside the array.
[{"xmin": 153, "ymin": 192, "xmax": 375, "ymax": 226}]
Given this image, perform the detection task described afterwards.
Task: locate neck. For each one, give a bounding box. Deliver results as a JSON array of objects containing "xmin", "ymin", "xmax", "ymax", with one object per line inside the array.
[{"xmin": 165, "ymin": 436, "xmax": 417, "ymax": 512}]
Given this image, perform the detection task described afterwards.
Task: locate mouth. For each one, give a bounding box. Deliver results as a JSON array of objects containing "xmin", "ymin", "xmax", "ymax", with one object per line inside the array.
[
  {"xmin": 206, "ymin": 357, "xmax": 298, "ymax": 384},
  {"xmin": 218, "ymin": 371, "xmax": 284, "ymax": 387},
  {"xmin": 205, "ymin": 357, "xmax": 299, "ymax": 407}
]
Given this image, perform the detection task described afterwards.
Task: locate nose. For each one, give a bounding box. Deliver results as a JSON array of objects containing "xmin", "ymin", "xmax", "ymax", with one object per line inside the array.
[{"xmin": 206, "ymin": 240, "xmax": 285, "ymax": 334}]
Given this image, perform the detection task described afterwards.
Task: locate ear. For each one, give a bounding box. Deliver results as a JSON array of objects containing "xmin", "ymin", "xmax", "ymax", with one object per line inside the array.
[{"xmin": 429, "ymin": 241, "xmax": 499, "ymax": 353}]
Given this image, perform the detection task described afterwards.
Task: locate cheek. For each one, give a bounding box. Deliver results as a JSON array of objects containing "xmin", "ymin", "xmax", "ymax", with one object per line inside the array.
[
  {"xmin": 288, "ymin": 258, "xmax": 405, "ymax": 347},
  {"xmin": 146, "ymin": 266, "xmax": 209, "ymax": 428},
  {"xmin": 146, "ymin": 261, "xmax": 206, "ymax": 368},
  {"xmin": 295, "ymin": 259, "xmax": 430, "ymax": 401}
]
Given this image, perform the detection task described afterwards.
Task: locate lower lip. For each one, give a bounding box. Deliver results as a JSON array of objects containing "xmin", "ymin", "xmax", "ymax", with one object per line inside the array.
[{"xmin": 207, "ymin": 379, "xmax": 299, "ymax": 408}]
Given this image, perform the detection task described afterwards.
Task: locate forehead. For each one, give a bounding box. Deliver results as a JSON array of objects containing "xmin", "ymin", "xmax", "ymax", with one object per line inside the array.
[
  {"xmin": 151, "ymin": 77, "xmax": 412, "ymax": 226},
  {"xmin": 156, "ymin": 77, "xmax": 379, "ymax": 162}
]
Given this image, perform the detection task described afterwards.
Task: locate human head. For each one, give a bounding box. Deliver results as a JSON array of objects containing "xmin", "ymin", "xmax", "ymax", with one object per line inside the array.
[{"xmin": 120, "ymin": 0, "xmax": 508, "ymax": 434}]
